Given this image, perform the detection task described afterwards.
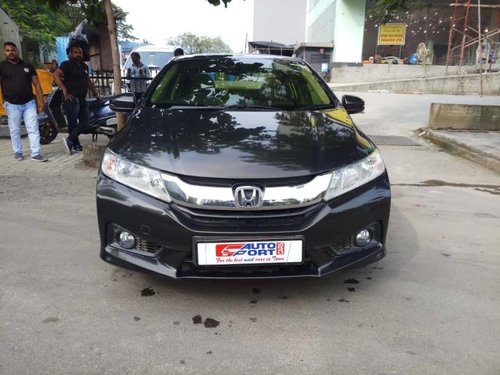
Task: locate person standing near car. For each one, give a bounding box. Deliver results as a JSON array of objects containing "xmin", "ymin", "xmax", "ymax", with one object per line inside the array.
[
  {"xmin": 53, "ymin": 45, "xmax": 100, "ymax": 155},
  {"xmin": 174, "ymin": 48, "xmax": 184, "ymax": 57},
  {"xmin": 0, "ymin": 42, "xmax": 47, "ymax": 162},
  {"xmin": 126, "ymin": 52, "xmax": 150, "ymax": 98}
]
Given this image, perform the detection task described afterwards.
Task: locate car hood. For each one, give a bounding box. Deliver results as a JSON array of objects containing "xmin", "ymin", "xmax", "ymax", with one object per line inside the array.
[{"xmin": 110, "ymin": 107, "xmax": 375, "ymax": 179}]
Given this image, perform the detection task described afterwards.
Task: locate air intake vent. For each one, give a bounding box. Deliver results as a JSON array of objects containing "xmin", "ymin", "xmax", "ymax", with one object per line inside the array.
[
  {"xmin": 136, "ymin": 239, "xmax": 162, "ymax": 254},
  {"xmin": 326, "ymin": 237, "xmax": 354, "ymax": 256}
]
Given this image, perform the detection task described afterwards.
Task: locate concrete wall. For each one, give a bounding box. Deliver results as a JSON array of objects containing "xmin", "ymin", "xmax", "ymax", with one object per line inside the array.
[
  {"xmin": 329, "ymin": 71, "xmax": 500, "ymax": 96},
  {"xmin": 330, "ymin": 64, "xmax": 474, "ymax": 83},
  {"xmin": 0, "ymin": 8, "xmax": 21, "ymax": 56},
  {"xmin": 429, "ymin": 103, "xmax": 500, "ymax": 131}
]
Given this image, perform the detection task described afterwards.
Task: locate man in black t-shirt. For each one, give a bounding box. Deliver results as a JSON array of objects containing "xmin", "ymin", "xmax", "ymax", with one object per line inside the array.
[
  {"xmin": 0, "ymin": 42, "xmax": 47, "ymax": 161},
  {"xmin": 53, "ymin": 45, "xmax": 100, "ymax": 155}
]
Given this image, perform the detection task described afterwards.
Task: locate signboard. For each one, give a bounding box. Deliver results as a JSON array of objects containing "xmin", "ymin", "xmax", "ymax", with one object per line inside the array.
[{"xmin": 378, "ymin": 23, "xmax": 407, "ymax": 45}]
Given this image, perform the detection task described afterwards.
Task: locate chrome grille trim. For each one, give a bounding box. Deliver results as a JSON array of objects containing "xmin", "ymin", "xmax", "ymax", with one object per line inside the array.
[{"xmin": 161, "ymin": 173, "xmax": 332, "ymax": 211}]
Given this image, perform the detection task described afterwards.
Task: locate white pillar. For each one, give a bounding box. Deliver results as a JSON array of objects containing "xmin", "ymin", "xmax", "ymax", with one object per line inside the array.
[
  {"xmin": 332, "ymin": 0, "xmax": 366, "ymax": 64},
  {"xmin": 306, "ymin": 0, "xmax": 366, "ymax": 65}
]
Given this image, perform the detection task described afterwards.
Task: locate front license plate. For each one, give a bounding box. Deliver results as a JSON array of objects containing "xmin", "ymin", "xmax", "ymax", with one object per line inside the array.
[{"xmin": 196, "ymin": 240, "xmax": 303, "ymax": 266}]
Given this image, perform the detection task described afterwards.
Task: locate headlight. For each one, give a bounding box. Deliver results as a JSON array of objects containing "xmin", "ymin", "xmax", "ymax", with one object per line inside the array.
[
  {"xmin": 324, "ymin": 150, "xmax": 386, "ymax": 201},
  {"xmin": 101, "ymin": 150, "xmax": 172, "ymax": 203}
]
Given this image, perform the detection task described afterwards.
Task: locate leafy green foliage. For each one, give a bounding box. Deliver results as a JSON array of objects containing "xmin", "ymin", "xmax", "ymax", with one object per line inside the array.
[
  {"xmin": 1, "ymin": 0, "xmax": 73, "ymax": 45},
  {"xmin": 168, "ymin": 32, "xmax": 232, "ymax": 54},
  {"xmin": 206, "ymin": 0, "xmax": 232, "ymax": 7},
  {"xmin": 2, "ymin": 0, "xmax": 235, "ymax": 63},
  {"xmin": 2, "ymin": 0, "xmax": 134, "ymax": 63},
  {"xmin": 0, "ymin": 0, "xmax": 80, "ymax": 62},
  {"xmin": 35, "ymin": 0, "xmax": 135, "ymax": 40}
]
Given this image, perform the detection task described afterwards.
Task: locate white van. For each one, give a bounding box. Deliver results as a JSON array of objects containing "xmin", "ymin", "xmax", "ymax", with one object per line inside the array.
[{"xmin": 122, "ymin": 45, "xmax": 177, "ymax": 78}]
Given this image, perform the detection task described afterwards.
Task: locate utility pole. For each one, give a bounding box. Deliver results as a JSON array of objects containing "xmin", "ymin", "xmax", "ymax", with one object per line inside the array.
[
  {"xmin": 104, "ymin": 0, "xmax": 125, "ymax": 130},
  {"xmin": 478, "ymin": 0, "xmax": 483, "ymax": 97}
]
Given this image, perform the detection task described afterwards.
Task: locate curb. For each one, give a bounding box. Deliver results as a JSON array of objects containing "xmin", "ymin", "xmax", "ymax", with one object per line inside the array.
[{"xmin": 416, "ymin": 127, "xmax": 500, "ymax": 175}]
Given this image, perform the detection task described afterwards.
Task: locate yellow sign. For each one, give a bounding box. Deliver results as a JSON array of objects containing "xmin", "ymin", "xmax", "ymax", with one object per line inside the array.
[{"xmin": 378, "ymin": 23, "xmax": 407, "ymax": 46}]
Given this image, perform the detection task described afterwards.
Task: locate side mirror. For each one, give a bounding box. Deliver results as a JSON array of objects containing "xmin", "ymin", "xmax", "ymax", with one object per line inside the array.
[
  {"xmin": 342, "ymin": 95, "xmax": 365, "ymax": 114},
  {"xmin": 109, "ymin": 93, "xmax": 136, "ymax": 113}
]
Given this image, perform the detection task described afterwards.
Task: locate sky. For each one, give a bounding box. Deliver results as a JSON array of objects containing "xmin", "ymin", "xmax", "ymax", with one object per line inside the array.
[{"xmin": 113, "ymin": 0, "xmax": 254, "ymax": 53}]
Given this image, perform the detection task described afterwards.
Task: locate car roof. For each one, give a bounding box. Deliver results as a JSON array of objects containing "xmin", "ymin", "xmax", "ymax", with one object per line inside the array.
[
  {"xmin": 132, "ymin": 45, "xmax": 176, "ymax": 52},
  {"xmin": 174, "ymin": 53, "xmax": 299, "ymax": 61}
]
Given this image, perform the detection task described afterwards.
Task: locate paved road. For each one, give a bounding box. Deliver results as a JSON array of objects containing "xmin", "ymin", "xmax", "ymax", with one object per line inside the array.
[{"xmin": 0, "ymin": 93, "xmax": 499, "ymax": 375}]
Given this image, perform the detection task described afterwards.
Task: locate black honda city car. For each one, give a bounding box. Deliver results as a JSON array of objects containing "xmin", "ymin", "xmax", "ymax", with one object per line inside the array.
[{"xmin": 97, "ymin": 54, "xmax": 390, "ymax": 279}]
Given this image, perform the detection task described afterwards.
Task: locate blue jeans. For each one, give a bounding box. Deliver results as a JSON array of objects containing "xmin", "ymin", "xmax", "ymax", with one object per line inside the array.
[
  {"xmin": 63, "ymin": 98, "xmax": 89, "ymax": 147},
  {"xmin": 4, "ymin": 100, "xmax": 41, "ymax": 157}
]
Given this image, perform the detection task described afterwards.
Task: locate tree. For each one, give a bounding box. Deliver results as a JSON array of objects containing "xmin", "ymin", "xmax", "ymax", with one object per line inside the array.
[
  {"xmin": 1, "ymin": 0, "xmax": 134, "ymax": 64},
  {"xmin": 168, "ymin": 33, "xmax": 232, "ymax": 54},
  {"xmin": 0, "ymin": 0, "xmax": 75, "ymax": 62},
  {"xmin": 36, "ymin": 0, "xmax": 134, "ymax": 129},
  {"xmin": 36, "ymin": 0, "xmax": 135, "ymax": 40},
  {"xmin": 34, "ymin": 0, "xmax": 238, "ymax": 129},
  {"xmin": 103, "ymin": 0, "xmax": 124, "ymax": 130},
  {"xmin": 206, "ymin": 0, "xmax": 233, "ymax": 7}
]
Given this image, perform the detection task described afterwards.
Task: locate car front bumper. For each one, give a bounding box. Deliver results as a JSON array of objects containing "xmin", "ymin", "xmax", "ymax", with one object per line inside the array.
[{"xmin": 96, "ymin": 173, "xmax": 391, "ymax": 279}]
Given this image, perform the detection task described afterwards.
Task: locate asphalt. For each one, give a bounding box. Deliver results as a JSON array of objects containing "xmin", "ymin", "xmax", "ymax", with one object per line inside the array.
[
  {"xmin": 0, "ymin": 131, "xmax": 106, "ymax": 173},
  {"xmin": 1, "ymin": 92, "xmax": 499, "ymax": 374}
]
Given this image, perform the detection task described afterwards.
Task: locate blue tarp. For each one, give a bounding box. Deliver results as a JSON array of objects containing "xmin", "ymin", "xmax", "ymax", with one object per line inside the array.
[{"xmin": 56, "ymin": 36, "xmax": 69, "ymax": 65}]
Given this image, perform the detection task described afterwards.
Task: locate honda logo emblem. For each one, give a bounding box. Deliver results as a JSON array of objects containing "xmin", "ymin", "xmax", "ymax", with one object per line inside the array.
[{"xmin": 234, "ymin": 186, "xmax": 264, "ymax": 209}]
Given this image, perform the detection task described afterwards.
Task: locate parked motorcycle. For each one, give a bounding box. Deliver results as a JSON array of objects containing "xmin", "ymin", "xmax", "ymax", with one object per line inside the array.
[{"xmin": 38, "ymin": 89, "xmax": 117, "ymax": 144}]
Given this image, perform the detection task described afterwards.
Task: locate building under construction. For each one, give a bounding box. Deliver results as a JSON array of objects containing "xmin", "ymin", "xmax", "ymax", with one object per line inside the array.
[
  {"xmin": 363, "ymin": 0, "xmax": 499, "ymax": 67},
  {"xmin": 446, "ymin": 0, "xmax": 499, "ymax": 69}
]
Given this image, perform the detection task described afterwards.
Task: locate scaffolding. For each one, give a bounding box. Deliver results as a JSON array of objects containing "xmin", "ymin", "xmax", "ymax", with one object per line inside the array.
[{"xmin": 446, "ymin": 0, "xmax": 500, "ymax": 73}]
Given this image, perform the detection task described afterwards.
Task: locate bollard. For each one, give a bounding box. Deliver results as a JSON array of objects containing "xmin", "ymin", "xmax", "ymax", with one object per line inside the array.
[{"xmin": 82, "ymin": 143, "xmax": 107, "ymax": 168}]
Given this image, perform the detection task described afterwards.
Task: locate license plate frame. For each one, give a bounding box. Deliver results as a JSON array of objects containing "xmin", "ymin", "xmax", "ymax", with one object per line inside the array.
[{"xmin": 193, "ymin": 236, "xmax": 304, "ymax": 266}]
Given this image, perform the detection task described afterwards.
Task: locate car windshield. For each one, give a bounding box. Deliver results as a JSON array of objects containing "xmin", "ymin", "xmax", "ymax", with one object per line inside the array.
[
  {"xmin": 124, "ymin": 51, "xmax": 174, "ymax": 70},
  {"xmin": 147, "ymin": 56, "xmax": 334, "ymax": 110}
]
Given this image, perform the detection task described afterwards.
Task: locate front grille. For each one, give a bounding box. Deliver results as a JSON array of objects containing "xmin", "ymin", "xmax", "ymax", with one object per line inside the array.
[
  {"xmin": 177, "ymin": 257, "xmax": 318, "ymax": 278},
  {"xmin": 172, "ymin": 203, "xmax": 322, "ymax": 228},
  {"xmin": 162, "ymin": 173, "xmax": 330, "ymax": 212}
]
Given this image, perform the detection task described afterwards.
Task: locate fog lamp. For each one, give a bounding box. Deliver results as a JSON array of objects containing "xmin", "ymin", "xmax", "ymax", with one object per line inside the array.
[
  {"xmin": 355, "ymin": 230, "xmax": 372, "ymax": 247},
  {"xmin": 118, "ymin": 231, "xmax": 136, "ymax": 249}
]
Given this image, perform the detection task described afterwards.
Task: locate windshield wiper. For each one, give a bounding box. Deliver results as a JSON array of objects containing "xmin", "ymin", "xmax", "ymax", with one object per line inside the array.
[
  {"xmin": 158, "ymin": 104, "xmax": 217, "ymax": 109},
  {"xmin": 156, "ymin": 103, "xmax": 285, "ymax": 111},
  {"xmin": 299, "ymin": 104, "xmax": 336, "ymax": 111},
  {"xmin": 222, "ymin": 104, "xmax": 283, "ymax": 111}
]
